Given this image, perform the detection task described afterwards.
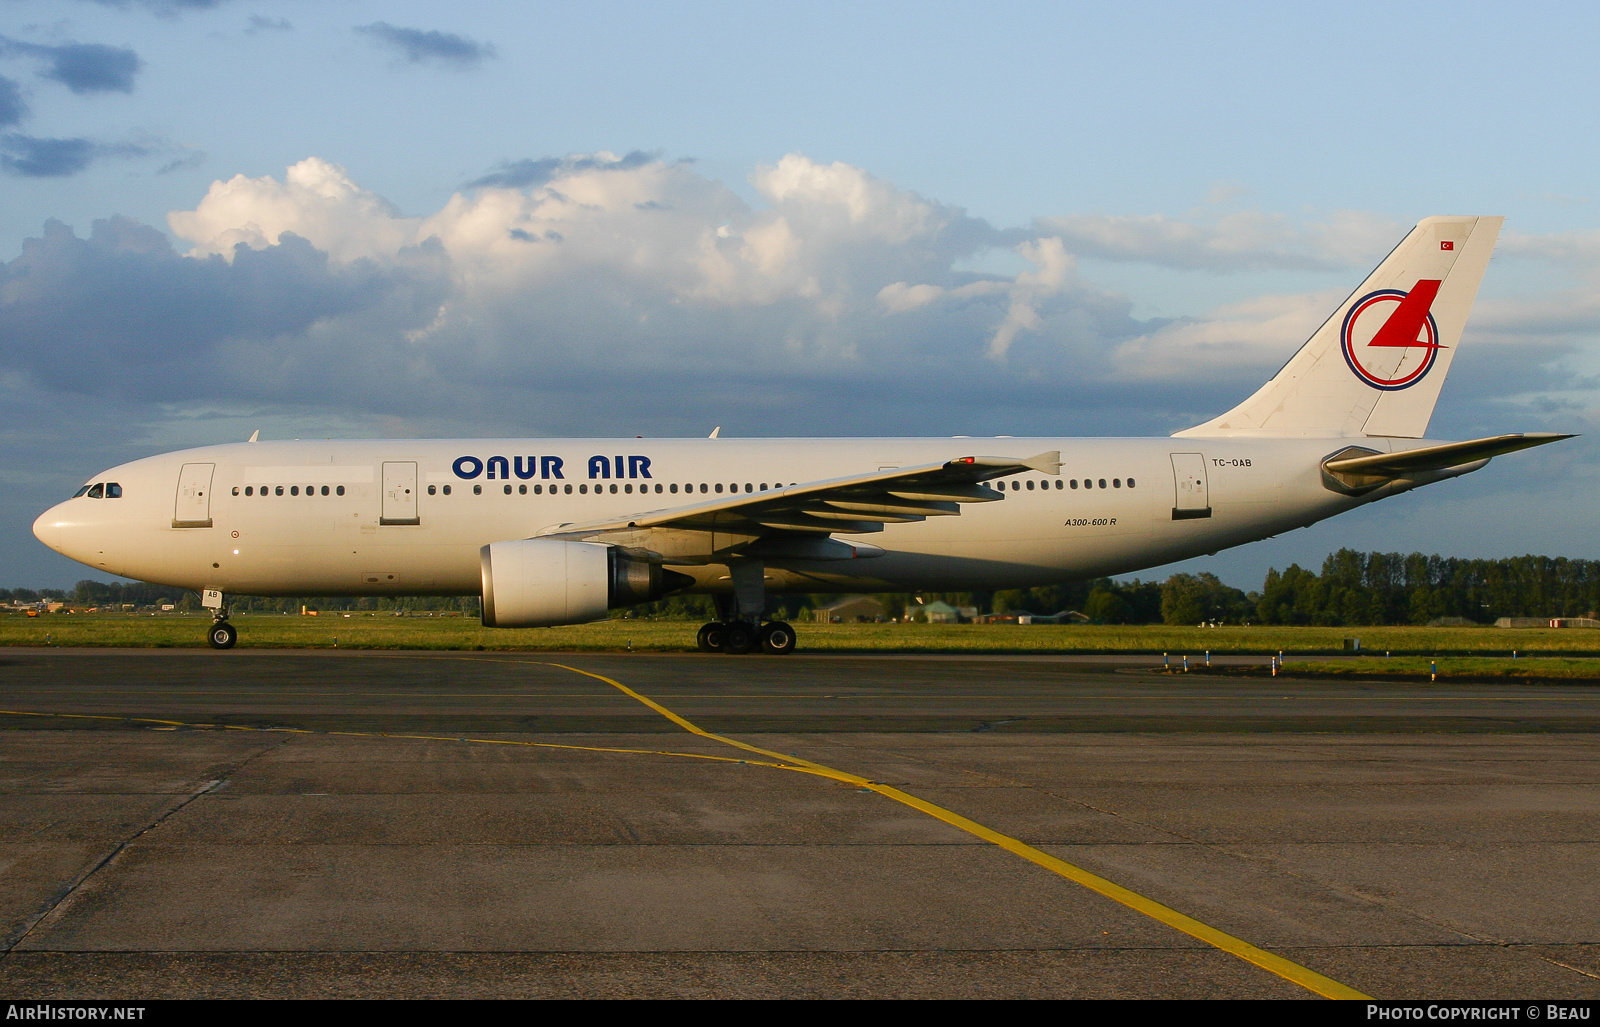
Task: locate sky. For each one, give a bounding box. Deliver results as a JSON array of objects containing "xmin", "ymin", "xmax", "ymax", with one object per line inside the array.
[{"xmin": 2, "ymin": 0, "xmax": 1598, "ymax": 590}]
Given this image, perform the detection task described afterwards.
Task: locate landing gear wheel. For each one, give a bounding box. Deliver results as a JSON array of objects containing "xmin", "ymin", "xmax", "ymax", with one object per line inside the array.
[
  {"xmin": 696, "ymin": 622, "xmax": 726, "ymax": 653},
  {"xmin": 723, "ymin": 622, "xmax": 757, "ymax": 654},
  {"xmin": 208, "ymin": 621, "xmax": 237, "ymax": 650},
  {"xmin": 759, "ymin": 621, "xmax": 796, "ymax": 655}
]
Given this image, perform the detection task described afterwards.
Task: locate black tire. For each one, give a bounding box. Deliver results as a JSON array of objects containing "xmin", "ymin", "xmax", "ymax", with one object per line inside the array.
[
  {"xmin": 696, "ymin": 622, "xmax": 725, "ymax": 652},
  {"xmin": 208, "ymin": 621, "xmax": 237, "ymax": 650},
  {"xmin": 759, "ymin": 621, "xmax": 796, "ymax": 655},
  {"xmin": 723, "ymin": 622, "xmax": 757, "ymax": 654}
]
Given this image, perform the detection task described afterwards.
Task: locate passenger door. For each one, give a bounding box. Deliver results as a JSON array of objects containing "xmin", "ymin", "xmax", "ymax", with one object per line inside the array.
[
  {"xmin": 172, "ymin": 462, "xmax": 214, "ymax": 528},
  {"xmin": 1170, "ymin": 453, "xmax": 1211, "ymax": 520},
  {"xmin": 380, "ymin": 461, "xmax": 420, "ymax": 525}
]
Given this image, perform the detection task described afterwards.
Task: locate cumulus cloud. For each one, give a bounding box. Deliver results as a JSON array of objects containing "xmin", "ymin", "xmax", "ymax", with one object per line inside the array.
[
  {"xmin": 4, "ymin": 152, "xmax": 1593, "ymax": 450},
  {"xmin": 1109, "ymin": 290, "xmax": 1344, "ymax": 378},
  {"xmin": 0, "ymin": 215, "xmax": 446, "ymax": 403},
  {"xmin": 0, "ymin": 37, "xmax": 142, "ymax": 95},
  {"xmin": 1034, "ymin": 209, "xmax": 1401, "ymax": 272},
  {"xmin": 355, "ymin": 23, "xmax": 495, "ymax": 68},
  {"xmin": 0, "ymin": 153, "xmax": 1157, "ymax": 432}
]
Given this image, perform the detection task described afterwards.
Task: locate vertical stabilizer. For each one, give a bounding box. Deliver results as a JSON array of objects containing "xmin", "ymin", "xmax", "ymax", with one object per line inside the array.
[{"xmin": 1176, "ymin": 215, "xmax": 1502, "ymax": 439}]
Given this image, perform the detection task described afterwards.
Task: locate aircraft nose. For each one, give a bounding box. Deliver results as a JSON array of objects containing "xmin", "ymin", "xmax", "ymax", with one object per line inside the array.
[{"xmin": 32, "ymin": 504, "xmax": 66, "ymax": 554}]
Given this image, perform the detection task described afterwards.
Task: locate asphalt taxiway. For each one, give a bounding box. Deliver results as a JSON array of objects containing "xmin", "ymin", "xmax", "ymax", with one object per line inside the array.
[{"xmin": 2, "ymin": 649, "xmax": 1599, "ymax": 999}]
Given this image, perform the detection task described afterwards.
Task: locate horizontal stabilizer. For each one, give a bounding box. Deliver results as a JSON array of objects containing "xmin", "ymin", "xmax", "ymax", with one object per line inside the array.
[
  {"xmin": 1321, "ymin": 432, "xmax": 1574, "ymax": 494},
  {"xmin": 1325, "ymin": 433, "xmax": 1575, "ymax": 477}
]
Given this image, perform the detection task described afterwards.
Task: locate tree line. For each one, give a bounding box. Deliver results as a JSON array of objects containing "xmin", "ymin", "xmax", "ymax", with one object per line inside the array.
[{"xmin": 7, "ymin": 549, "xmax": 1598, "ymax": 626}]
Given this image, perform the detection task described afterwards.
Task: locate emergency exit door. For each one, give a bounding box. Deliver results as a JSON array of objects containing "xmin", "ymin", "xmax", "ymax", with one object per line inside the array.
[
  {"xmin": 172, "ymin": 462, "xmax": 214, "ymax": 528},
  {"xmin": 380, "ymin": 461, "xmax": 420, "ymax": 525},
  {"xmin": 1170, "ymin": 453, "xmax": 1211, "ymax": 520}
]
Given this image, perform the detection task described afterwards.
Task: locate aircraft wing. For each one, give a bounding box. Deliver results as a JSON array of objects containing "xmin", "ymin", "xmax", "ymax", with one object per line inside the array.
[{"xmin": 535, "ymin": 449, "xmax": 1060, "ymax": 558}]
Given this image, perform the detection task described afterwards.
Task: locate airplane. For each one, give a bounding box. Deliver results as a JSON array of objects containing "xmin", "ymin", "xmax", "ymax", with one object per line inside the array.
[{"xmin": 32, "ymin": 215, "xmax": 1574, "ymax": 653}]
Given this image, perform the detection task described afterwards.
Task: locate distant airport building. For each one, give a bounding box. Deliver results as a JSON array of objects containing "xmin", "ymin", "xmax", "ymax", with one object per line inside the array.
[
  {"xmin": 814, "ymin": 596, "xmax": 886, "ymax": 623},
  {"xmin": 1496, "ymin": 616, "xmax": 1600, "ymax": 628}
]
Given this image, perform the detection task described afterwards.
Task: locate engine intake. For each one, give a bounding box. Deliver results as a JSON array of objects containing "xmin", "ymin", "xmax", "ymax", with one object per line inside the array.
[{"xmin": 480, "ymin": 539, "xmax": 693, "ymax": 627}]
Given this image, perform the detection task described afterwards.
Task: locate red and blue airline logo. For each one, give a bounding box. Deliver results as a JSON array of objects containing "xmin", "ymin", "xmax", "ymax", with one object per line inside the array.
[{"xmin": 1339, "ymin": 280, "xmax": 1444, "ymax": 390}]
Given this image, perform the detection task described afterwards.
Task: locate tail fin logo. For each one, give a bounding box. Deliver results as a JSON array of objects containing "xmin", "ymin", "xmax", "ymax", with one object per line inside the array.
[{"xmin": 1339, "ymin": 280, "xmax": 1444, "ymax": 390}]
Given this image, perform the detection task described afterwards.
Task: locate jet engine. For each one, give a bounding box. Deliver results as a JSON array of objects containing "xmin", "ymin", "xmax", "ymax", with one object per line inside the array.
[{"xmin": 479, "ymin": 539, "xmax": 694, "ymax": 628}]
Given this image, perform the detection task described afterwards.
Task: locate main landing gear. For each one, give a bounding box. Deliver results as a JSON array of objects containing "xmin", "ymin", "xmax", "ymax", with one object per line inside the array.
[
  {"xmin": 697, "ymin": 620, "xmax": 796, "ymax": 655},
  {"xmin": 695, "ymin": 558, "xmax": 796, "ymax": 655},
  {"xmin": 203, "ymin": 590, "xmax": 236, "ymax": 649}
]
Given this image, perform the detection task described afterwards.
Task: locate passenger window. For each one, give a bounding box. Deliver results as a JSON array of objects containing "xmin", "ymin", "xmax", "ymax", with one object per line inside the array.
[
  {"xmin": 519, "ymin": 484, "xmax": 527, "ymax": 495},
  {"xmin": 337, "ymin": 485, "xmax": 345, "ymax": 496},
  {"xmin": 72, "ymin": 485, "xmax": 90, "ymax": 498},
  {"xmin": 290, "ymin": 486, "xmax": 299, "ymax": 496},
  {"xmin": 319, "ymin": 486, "xmax": 327, "ymax": 496},
  {"xmin": 1099, "ymin": 479, "xmax": 1107, "ymax": 489},
  {"xmin": 715, "ymin": 483, "xmax": 723, "ymax": 493},
  {"xmin": 655, "ymin": 484, "xmax": 663, "ymax": 493},
  {"xmin": 1113, "ymin": 479, "xmax": 1121, "ymax": 488},
  {"xmin": 609, "ymin": 484, "xmax": 618, "ymax": 494},
  {"xmin": 503, "ymin": 484, "xmax": 512, "ymax": 495},
  {"xmin": 1084, "ymin": 479, "xmax": 1092, "ymax": 489},
  {"xmin": 1054, "ymin": 480, "xmax": 1063, "ymax": 490},
  {"xmin": 534, "ymin": 484, "xmax": 542, "ymax": 494},
  {"xmin": 624, "ymin": 483, "xmax": 633, "ymax": 494},
  {"xmin": 579, "ymin": 484, "xmax": 588, "ymax": 494},
  {"xmin": 699, "ymin": 483, "xmax": 707, "ymax": 493},
  {"xmin": 670, "ymin": 483, "xmax": 678, "ymax": 494},
  {"xmin": 245, "ymin": 486, "xmax": 253, "ymax": 496},
  {"xmin": 564, "ymin": 484, "xmax": 572, "ymax": 494},
  {"xmin": 1026, "ymin": 480, "xmax": 1035, "ymax": 490},
  {"xmin": 1128, "ymin": 478, "xmax": 1136, "ymax": 488},
  {"xmin": 232, "ymin": 487, "xmax": 240, "ymax": 496},
  {"xmin": 474, "ymin": 485, "xmax": 482, "ymax": 495},
  {"xmin": 442, "ymin": 485, "xmax": 451, "ymax": 496},
  {"xmin": 1070, "ymin": 479, "xmax": 1078, "ymax": 489},
  {"xmin": 428, "ymin": 485, "xmax": 436, "ymax": 495},
  {"xmin": 744, "ymin": 483, "xmax": 752, "ymax": 493},
  {"xmin": 760, "ymin": 483, "xmax": 768, "ymax": 491}
]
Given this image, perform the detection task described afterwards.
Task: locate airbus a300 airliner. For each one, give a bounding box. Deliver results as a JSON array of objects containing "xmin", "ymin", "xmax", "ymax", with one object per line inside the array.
[{"xmin": 32, "ymin": 216, "xmax": 1572, "ymax": 653}]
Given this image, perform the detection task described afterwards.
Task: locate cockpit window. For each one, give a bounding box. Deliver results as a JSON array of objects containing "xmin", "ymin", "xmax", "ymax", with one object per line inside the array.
[
  {"xmin": 87, "ymin": 483, "xmax": 104, "ymax": 499},
  {"xmin": 72, "ymin": 486, "xmax": 90, "ymax": 498},
  {"xmin": 106, "ymin": 483, "xmax": 122, "ymax": 498}
]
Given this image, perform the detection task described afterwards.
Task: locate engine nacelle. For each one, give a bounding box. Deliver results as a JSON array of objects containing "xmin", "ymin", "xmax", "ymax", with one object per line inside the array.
[{"xmin": 479, "ymin": 539, "xmax": 692, "ymax": 628}]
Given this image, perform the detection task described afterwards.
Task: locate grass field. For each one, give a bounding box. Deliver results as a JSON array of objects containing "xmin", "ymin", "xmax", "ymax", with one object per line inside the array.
[{"xmin": 6, "ymin": 612, "xmax": 1600, "ymax": 661}]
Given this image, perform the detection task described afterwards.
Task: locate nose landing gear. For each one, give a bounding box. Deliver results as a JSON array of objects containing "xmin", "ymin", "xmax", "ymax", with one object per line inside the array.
[{"xmin": 202, "ymin": 589, "xmax": 236, "ymax": 649}]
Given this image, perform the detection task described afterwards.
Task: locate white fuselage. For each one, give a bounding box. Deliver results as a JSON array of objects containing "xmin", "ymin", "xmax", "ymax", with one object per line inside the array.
[{"xmin": 32, "ymin": 435, "xmax": 1439, "ymax": 598}]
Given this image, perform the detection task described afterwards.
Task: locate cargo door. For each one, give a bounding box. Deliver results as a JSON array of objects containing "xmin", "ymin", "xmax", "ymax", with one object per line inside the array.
[
  {"xmin": 172, "ymin": 462, "xmax": 215, "ymax": 528},
  {"xmin": 1170, "ymin": 453, "xmax": 1211, "ymax": 520},
  {"xmin": 380, "ymin": 461, "xmax": 420, "ymax": 525}
]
